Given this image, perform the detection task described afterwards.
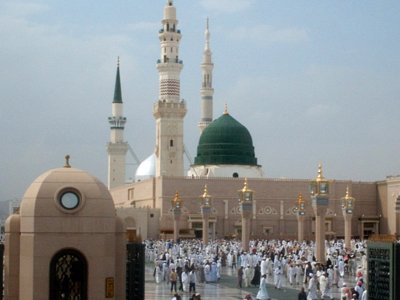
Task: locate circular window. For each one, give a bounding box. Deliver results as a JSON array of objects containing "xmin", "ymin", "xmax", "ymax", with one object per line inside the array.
[{"xmin": 59, "ymin": 191, "xmax": 80, "ymax": 210}]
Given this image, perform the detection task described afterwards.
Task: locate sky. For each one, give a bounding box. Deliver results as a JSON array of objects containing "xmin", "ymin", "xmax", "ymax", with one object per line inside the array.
[{"xmin": 1, "ymin": 0, "xmax": 399, "ymax": 202}]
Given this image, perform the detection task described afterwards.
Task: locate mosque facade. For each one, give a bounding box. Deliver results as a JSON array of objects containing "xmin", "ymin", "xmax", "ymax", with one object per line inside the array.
[{"xmin": 109, "ymin": 1, "xmax": 400, "ymax": 241}]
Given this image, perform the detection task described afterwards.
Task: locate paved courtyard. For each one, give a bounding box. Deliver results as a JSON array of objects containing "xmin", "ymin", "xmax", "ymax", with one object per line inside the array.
[{"xmin": 144, "ymin": 264, "xmax": 357, "ymax": 300}]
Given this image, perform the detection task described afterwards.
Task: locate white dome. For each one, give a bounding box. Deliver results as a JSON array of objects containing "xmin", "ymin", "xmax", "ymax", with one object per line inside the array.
[{"xmin": 135, "ymin": 153, "xmax": 156, "ymax": 181}]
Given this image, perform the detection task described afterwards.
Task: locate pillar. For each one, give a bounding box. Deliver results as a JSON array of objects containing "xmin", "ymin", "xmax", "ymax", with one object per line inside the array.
[
  {"xmin": 313, "ymin": 207, "xmax": 327, "ymax": 262},
  {"xmin": 241, "ymin": 215, "xmax": 251, "ymax": 252},
  {"xmin": 173, "ymin": 213, "xmax": 180, "ymax": 243},
  {"xmin": 343, "ymin": 214, "xmax": 352, "ymax": 250},
  {"xmin": 297, "ymin": 215, "xmax": 305, "ymax": 242},
  {"xmin": 201, "ymin": 209, "xmax": 210, "ymax": 245}
]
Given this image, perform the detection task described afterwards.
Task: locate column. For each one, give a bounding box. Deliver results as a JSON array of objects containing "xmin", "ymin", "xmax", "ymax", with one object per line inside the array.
[
  {"xmin": 297, "ymin": 215, "xmax": 305, "ymax": 242},
  {"xmin": 171, "ymin": 191, "xmax": 183, "ymax": 243},
  {"xmin": 238, "ymin": 179, "xmax": 254, "ymax": 252},
  {"xmin": 343, "ymin": 214, "xmax": 352, "ymax": 250},
  {"xmin": 313, "ymin": 206, "xmax": 327, "ymax": 262}
]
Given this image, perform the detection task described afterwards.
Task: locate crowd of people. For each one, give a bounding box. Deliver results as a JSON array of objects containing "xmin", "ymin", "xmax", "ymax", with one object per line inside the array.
[{"xmin": 144, "ymin": 238, "xmax": 370, "ymax": 300}]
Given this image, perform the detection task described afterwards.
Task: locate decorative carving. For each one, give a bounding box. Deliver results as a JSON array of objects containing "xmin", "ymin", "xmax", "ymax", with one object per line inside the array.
[{"xmin": 258, "ymin": 206, "xmax": 278, "ymax": 215}]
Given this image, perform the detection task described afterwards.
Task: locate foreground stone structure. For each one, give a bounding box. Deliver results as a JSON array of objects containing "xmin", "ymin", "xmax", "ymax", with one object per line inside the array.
[{"xmin": 5, "ymin": 160, "xmax": 126, "ymax": 300}]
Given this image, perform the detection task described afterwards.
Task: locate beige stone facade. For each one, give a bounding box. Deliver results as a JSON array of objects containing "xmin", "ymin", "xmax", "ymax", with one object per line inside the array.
[
  {"xmin": 110, "ymin": 175, "xmax": 400, "ymax": 241},
  {"xmin": 5, "ymin": 166, "xmax": 126, "ymax": 300}
]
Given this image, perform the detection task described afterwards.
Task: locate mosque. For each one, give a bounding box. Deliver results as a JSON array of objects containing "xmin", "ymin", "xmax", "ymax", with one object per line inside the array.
[{"xmin": 108, "ymin": 0, "xmax": 400, "ymax": 241}]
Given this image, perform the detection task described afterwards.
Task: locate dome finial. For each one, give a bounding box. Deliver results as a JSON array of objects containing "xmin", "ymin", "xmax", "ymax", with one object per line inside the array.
[
  {"xmin": 224, "ymin": 103, "xmax": 229, "ymax": 115},
  {"xmin": 64, "ymin": 155, "xmax": 71, "ymax": 168}
]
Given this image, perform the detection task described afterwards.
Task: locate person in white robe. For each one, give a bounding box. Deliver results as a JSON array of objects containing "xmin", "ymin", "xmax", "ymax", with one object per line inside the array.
[
  {"xmin": 204, "ymin": 263, "xmax": 211, "ymax": 283},
  {"xmin": 274, "ymin": 266, "xmax": 282, "ymax": 289},
  {"xmin": 256, "ymin": 275, "xmax": 271, "ymax": 300},
  {"xmin": 244, "ymin": 265, "xmax": 252, "ymax": 287},
  {"xmin": 155, "ymin": 264, "xmax": 163, "ymax": 284},
  {"xmin": 181, "ymin": 270, "xmax": 189, "ymax": 292},
  {"xmin": 287, "ymin": 264, "xmax": 295, "ymax": 285},
  {"xmin": 307, "ymin": 273, "xmax": 318, "ymax": 300},
  {"xmin": 318, "ymin": 271, "xmax": 327, "ymax": 298},
  {"xmin": 295, "ymin": 264, "xmax": 302, "ymax": 286},
  {"xmin": 227, "ymin": 252, "xmax": 233, "ymax": 268},
  {"xmin": 338, "ymin": 259, "xmax": 345, "ymax": 277},
  {"xmin": 260, "ymin": 257, "xmax": 268, "ymax": 277}
]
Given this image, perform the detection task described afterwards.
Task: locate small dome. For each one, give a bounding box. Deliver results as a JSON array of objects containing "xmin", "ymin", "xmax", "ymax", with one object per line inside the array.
[
  {"xmin": 135, "ymin": 153, "xmax": 156, "ymax": 181},
  {"xmin": 194, "ymin": 113, "xmax": 258, "ymax": 165},
  {"xmin": 20, "ymin": 167, "xmax": 115, "ymax": 218}
]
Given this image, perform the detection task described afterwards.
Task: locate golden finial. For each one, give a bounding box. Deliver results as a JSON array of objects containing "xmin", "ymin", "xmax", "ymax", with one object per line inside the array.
[
  {"xmin": 316, "ymin": 163, "xmax": 324, "ymax": 181},
  {"xmin": 241, "ymin": 178, "xmax": 251, "ymax": 192},
  {"xmin": 172, "ymin": 191, "xmax": 182, "ymax": 207},
  {"xmin": 297, "ymin": 193, "xmax": 304, "ymax": 206},
  {"xmin": 201, "ymin": 184, "xmax": 212, "ymax": 206},
  {"xmin": 202, "ymin": 184, "xmax": 210, "ymax": 198},
  {"xmin": 345, "ymin": 186, "xmax": 350, "ymax": 198},
  {"xmin": 64, "ymin": 155, "xmax": 71, "ymax": 168},
  {"xmin": 224, "ymin": 103, "xmax": 229, "ymax": 115}
]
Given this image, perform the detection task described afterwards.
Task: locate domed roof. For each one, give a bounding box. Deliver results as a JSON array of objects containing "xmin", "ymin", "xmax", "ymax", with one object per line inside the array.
[
  {"xmin": 194, "ymin": 112, "xmax": 258, "ymax": 166},
  {"xmin": 20, "ymin": 165, "xmax": 115, "ymax": 218},
  {"xmin": 135, "ymin": 153, "xmax": 156, "ymax": 181}
]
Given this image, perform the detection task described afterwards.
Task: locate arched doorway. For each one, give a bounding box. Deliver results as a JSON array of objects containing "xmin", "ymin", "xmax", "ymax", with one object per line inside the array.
[{"xmin": 49, "ymin": 249, "xmax": 88, "ymax": 300}]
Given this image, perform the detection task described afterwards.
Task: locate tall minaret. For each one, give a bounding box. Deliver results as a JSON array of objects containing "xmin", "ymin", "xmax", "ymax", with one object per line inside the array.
[
  {"xmin": 107, "ymin": 57, "xmax": 128, "ymax": 189},
  {"xmin": 198, "ymin": 18, "xmax": 214, "ymax": 133},
  {"xmin": 153, "ymin": 0, "xmax": 187, "ymax": 177}
]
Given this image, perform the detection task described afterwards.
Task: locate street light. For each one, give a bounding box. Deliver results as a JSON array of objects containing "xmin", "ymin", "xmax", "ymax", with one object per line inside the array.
[
  {"xmin": 341, "ymin": 186, "xmax": 355, "ymax": 250},
  {"xmin": 310, "ymin": 163, "xmax": 329, "ymax": 262},
  {"xmin": 296, "ymin": 192, "xmax": 306, "ymax": 241},
  {"xmin": 296, "ymin": 193, "xmax": 306, "ymax": 216},
  {"xmin": 238, "ymin": 178, "xmax": 254, "ymax": 251},
  {"xmin": 341, "ymin": 186, "xmax": 355, "ymax": 214},
  {"xmin": 200, "ymin": 185, "xmax": 212, "ymax": 244},
  {"xmin": 171, "ymin": 191, "xmax": 183, "ymax": 242}
]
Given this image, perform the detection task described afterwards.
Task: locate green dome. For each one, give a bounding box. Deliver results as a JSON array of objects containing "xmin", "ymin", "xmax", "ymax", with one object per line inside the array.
[{"xmin": 194, "ymin": 113, "xmax": 258, "ymax": 165}]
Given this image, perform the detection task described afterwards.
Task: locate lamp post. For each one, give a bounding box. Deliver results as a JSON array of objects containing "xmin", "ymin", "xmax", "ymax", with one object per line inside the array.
[
  {"xmin": 200, "ymin": 185, "xmax": 212, "ymax": 245},
  {"xmin": 171, "ymin": 191, "xmax": 183, "ymax": 243},
  {"xmin": 341, "ymin": 186, "xmax": 355, "ymax": 250},
  {"xmin": 238, "ymin": 178, "xmax": 253, "ymax": 252},
  {"xmin": 296, "ymin": 193, "xmax": 306, "ymax": 242},
  {"xmin": 310, "ymin": 163, "xmax": 329, "ymax": 263}
]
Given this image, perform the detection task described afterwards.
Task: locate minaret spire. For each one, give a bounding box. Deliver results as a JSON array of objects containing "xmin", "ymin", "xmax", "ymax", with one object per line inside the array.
[
  {"xmin": 198, "ymin": 18, "xmax": 214, "ymax": 133},
  {"xmin": 113, "ymin": 56, "xmax": 122, "ymax": 103},
  {"xmin": 107, "ymin": 57, "xmax": 128, "ymax": 189},
  {"xmin": 153, "ymin": 1, "xmax": 187, "ymax": 177}
]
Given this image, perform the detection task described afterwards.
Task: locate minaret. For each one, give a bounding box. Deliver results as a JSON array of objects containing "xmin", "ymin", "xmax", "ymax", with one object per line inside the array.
[
  {"xmin": 107, "ymin": 57, "xmax": 128, "ymax": 189},
  {"xmin": 153, "ymin": 0, "xmax": 187, "ymax": 177},
  {"xmin": 199, "ymin": 18, "xmax": 214, "ymax": 133}
]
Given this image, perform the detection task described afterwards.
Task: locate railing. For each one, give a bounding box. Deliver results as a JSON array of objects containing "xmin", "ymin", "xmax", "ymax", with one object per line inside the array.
[{"xmin": 158, "ymin": 28, "xmax": 181, "ymax": 34}]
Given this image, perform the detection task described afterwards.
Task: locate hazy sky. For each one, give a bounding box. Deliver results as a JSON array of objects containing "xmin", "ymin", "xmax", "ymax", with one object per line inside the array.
[{"xmin": 1, "ymin": 0, "xmax": 399, "ymax": 202}]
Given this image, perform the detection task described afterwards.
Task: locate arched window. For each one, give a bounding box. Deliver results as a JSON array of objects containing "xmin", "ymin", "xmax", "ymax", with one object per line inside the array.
[{"xmin": 49, "ymin": 249, "xmax": 88, "ymax": 300}]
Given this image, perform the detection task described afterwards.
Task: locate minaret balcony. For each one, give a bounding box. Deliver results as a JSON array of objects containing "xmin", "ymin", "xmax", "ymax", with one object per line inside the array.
[
  {"xmin": 159, "ymin": 28, "xmax": 181, "ymax": 34},
  {"xmin": 157, "ymin": 58, "xmax": 183, "ymax": 64},
  {"xmin": 108, "ymin": 116, "xmax": 126, "ymax": 129},
  {"xmin": 153, "ymin": 100, "xmax": 187, "ymax": 118}
]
